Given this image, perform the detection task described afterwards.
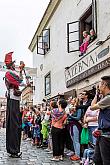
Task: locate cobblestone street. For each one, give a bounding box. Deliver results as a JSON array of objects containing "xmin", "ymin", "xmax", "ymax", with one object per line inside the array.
[{"xmin": 0, "ymin": 128, "xmax": 79, "ymax": 165}]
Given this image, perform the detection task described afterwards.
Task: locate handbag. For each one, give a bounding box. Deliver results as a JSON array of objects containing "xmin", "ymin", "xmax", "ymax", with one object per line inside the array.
[
  {"xmin": 13, "ymin": 88, "xmax": 22, "ymax": 96},
  {"xmin": 80, "ymin": 127, "xmax": 89, "ymax": 144}
]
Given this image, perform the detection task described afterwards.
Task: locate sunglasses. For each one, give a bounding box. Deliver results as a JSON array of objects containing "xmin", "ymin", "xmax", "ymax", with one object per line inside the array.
[{"xmin": 82, "ymin": 93, "xmax": 86, "ymax": 95}]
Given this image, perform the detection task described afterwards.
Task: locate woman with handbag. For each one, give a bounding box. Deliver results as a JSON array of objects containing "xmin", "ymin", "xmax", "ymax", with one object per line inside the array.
[
  {"xmin": 80, "ymin": 106, "xmax": 99, "ymax": 165},
  {"xmin": 83, "ymin": 106, "xmax": 99, "ymax": 145}
]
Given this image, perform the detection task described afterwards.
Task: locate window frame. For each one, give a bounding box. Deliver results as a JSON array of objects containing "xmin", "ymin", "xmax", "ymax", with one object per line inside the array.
[
  {"xmin": 44, "ymin": 72, "xmax": 51, "ymax": 96},
  {"xmin": 67, "ymin": 0, "xmax": 97, "ymax": 53},
  {"xmin": 37, "ymin": 28, "xmax": 50, "ymax": 55}
]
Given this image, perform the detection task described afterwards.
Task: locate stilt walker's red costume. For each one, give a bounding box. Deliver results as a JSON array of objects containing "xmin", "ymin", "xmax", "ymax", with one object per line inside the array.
[{"xmin": 4, "ymin": 52, "xmax": 22, "ymax": 158}]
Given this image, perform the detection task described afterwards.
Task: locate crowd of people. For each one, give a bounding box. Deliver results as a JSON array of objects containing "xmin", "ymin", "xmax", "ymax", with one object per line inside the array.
[
  {"xmin": 4, "ymin": 51, "xmax": 110, "ymax": 164},
  {"xmin": 20, "ymin": 85, "xmax": 101, "ymax": 164},
  {"xmin": 20, "ymin": 76, "xmax": 110, "ymax": 165},
  {"xmin": 3, "ymin": 51, "xmax": 110, "ymax": 164}
]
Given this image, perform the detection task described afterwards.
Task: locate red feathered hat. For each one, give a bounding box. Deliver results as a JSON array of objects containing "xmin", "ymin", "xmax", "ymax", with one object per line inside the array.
[{"xmin": 4, "ymin": 52, "xmax": 15, "ymax": 66}]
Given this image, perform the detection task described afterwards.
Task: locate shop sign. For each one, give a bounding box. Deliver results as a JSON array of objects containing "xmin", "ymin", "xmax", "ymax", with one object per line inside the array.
[{"xmin": 65, "ymin": 46, "xmax": 109, "ymax": 87}]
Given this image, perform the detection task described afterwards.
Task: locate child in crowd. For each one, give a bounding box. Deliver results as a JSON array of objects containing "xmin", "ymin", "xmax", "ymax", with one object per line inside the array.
[
  {"xmin": 32, "ymin": 110, "xmax": 41, "ymax": 147},
  {"xmin": 22, "ymin": 107, "xmax": 32, "ymax": 140},
  {"xmin": 80, "ymin": 142, "xmax": 95, "ymax": 165},
  {"xmin": 41, "ymin": 108, "xmax": 51, "ymax": 147}
]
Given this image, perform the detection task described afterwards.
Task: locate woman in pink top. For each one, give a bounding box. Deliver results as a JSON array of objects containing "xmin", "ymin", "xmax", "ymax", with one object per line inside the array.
[
  {"xmin": 51, "ymin": 99, "xmax": 67, "ymax": 161},
  {"xmin": 83, "ymin": 106, "xmax": 99, "ymax": 144}
]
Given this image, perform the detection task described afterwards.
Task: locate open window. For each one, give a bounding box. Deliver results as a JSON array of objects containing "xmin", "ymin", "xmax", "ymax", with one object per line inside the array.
[
  {"xmin": 67, "ymin": 0, "xmax": 97, "ymax": 53},
  {"xmin": 37, "ymin": 28, "xmax": 50, "ymax": 55},
  {"xmin": 79, "ymin": 5, "xmax": 93, "ymax": 44}
]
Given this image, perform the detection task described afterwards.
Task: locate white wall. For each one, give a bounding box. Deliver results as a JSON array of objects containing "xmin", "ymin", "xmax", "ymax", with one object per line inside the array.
[
  {"xmin": 98, "ymin": 0, "xmax": 110, "ymax": 40},
  {"xmin": 32, "ymin": 49, "xmax": 44, "ymax": 104}
]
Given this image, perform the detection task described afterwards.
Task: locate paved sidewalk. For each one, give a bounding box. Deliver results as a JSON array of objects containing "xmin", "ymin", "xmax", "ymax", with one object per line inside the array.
[{"xmin": 0, "ymin": 128, "xmax": 80, "ymax": 165}]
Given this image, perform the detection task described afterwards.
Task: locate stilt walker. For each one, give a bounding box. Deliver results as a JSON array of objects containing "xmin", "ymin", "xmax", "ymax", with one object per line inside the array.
[{"xmin": 4, "ymin": 52, "xmax": 24, "ymax": 158}]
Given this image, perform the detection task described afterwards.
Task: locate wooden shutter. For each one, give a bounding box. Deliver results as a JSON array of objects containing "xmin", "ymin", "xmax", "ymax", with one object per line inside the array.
[
  {"xmin": 37, "ymin": 34, "xmax": 45, "ymax": 55},
  {"xmin": 37, "ymin": 28, "xmax": 50, "ymax": 55},
  {"xmin": 67, "ymin": 21, "xmax": 80, "ymax": 53}
]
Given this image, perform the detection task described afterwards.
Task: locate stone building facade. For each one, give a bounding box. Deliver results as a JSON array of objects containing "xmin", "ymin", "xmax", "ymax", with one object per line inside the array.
[{"xmin": 29, "ymin": 0, "xmax": 110, "ymax": 104}]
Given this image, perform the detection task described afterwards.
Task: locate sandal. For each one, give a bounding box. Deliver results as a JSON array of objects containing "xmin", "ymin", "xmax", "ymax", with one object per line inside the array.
[
  {"xmin": 70, "ymin": 155, "xmax": 80, "ymax": 161},
  {"xmin": 50, "ymin": 157, "xmax": 60, "ymax": 161}
]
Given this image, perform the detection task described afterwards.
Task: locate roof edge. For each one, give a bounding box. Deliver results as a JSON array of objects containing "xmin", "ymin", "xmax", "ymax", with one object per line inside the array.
[{"xmin": 28, "ymin": 0, "xmax": 61, "ymax": 52}]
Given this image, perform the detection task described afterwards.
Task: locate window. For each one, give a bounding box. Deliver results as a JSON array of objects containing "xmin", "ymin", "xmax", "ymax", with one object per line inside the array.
[
  {"xmin": 67, "ymin": 0, "xmax": 97, "ymax": 53},
  {"xmin": 37, "ymin": 29, "xmax": 50, "ymax": 55},
  {"xmin": 45, "ymin": 72, "xmax": 51, "ymax": 96}
]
